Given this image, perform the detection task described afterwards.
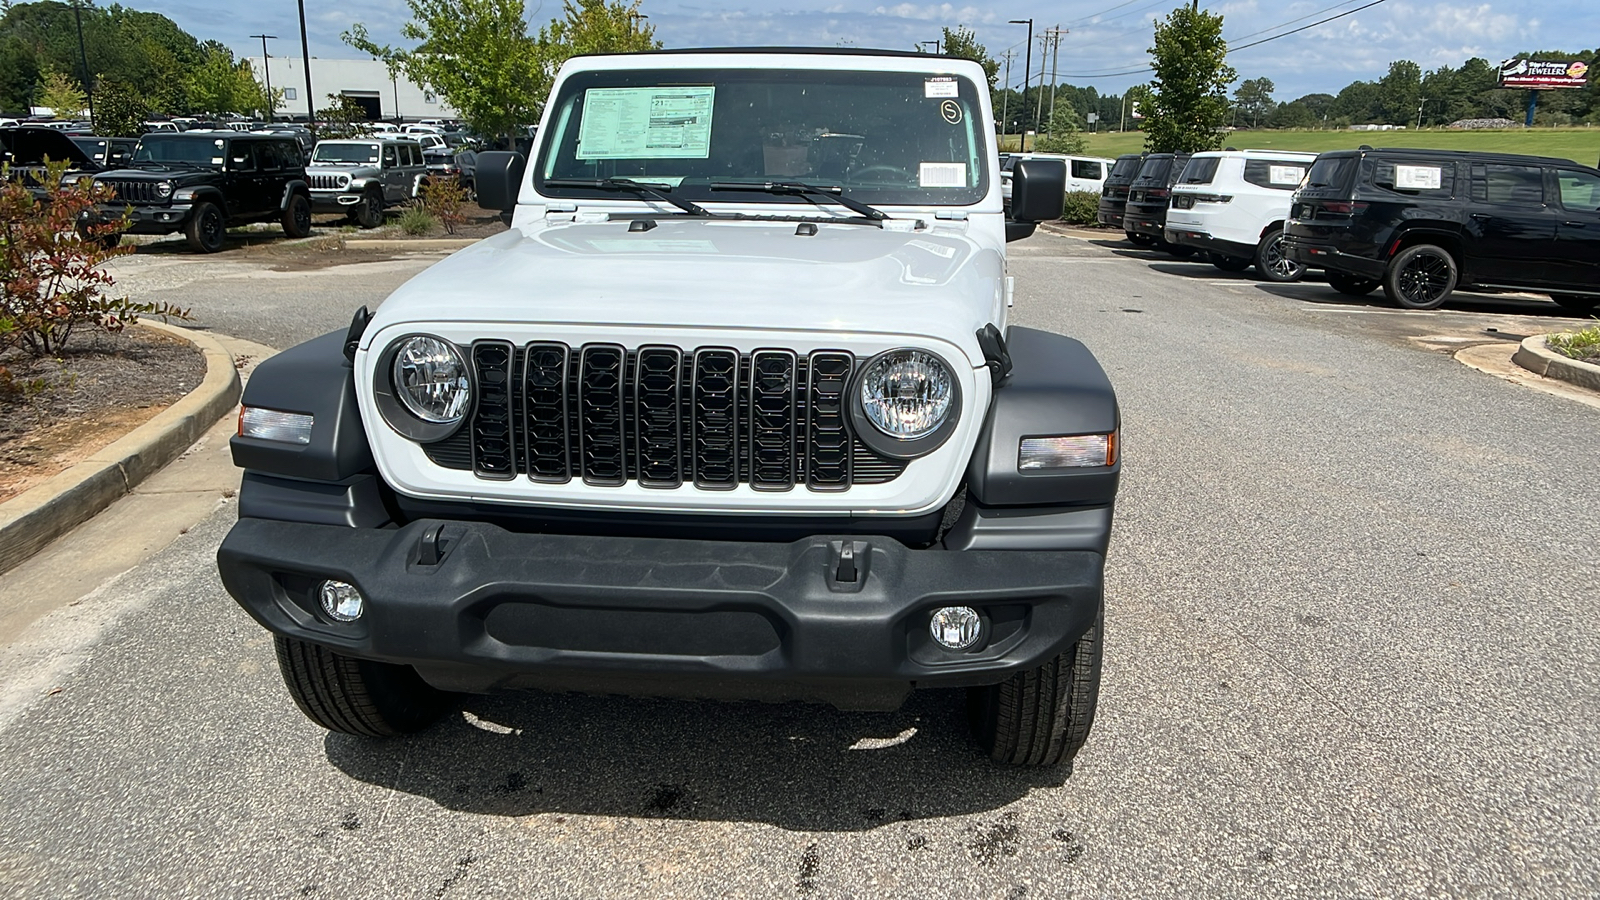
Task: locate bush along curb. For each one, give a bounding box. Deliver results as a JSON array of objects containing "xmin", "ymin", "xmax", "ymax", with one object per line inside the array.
[
  {"xmin": 0, "ymin": 320, "xmax": 242, "ymax": 576},
  {"xmin": 1513, "ymin": 334, "xmax": 1600, "ymax": 393}
]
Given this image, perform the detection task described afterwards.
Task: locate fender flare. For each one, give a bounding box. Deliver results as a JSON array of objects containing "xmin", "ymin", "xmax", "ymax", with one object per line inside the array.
[{"xmin": 278, "ymin": 179, "xmax": 310, "ymax": 211}]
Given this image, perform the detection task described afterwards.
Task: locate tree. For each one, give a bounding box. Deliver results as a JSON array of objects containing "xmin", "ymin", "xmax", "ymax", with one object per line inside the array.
[
  {"xmin": 35, "ymin": 67, "xmax": 84, "ymax": 116},
  {"xmin": 939, "ymin": 25, "xmax": 998, "ymax": 92},
  {"xmin": 1035, "ymin": 104, "xmax": 1087, "ymax": 154},
  {"xmin": 316, "ymin": 94, "xmax": 370, "ymax": 139},
  {"xmin": 92, "ymin": 79, "xmax": 148, "ymax": 137},
  {"xmin": 1233, "ymin": 77, "xmax": 1274, "ymax": 128},
  {"xmin": 184, "ymin": 47, "xmax": 272, "ymax": 117},
  {"xmin": 540, "ymin": 0, "xmax": 660, "ymax": 67},
  {"xmin": 1377, "ymin": 59, "xmax": 1421, "ymax": 125},
  {"xmin": 1142, "ymin": 4, "xmax": 1235, "ymax": 152},
  {"xmin": 345, "ymin": 0, "xmax": 550, "ymax": 139}
]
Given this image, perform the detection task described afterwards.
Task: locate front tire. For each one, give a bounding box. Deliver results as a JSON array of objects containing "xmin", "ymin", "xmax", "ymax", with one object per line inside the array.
[
  {"xmin": 969, "ymin": 607, "xmax": 1102, "ymax": 766},
  {"xmin": 184, "ymin": 201, "xmax": 225, "ymax": 253},
  {"xmin": 274, "ymin": 636, "xmax": 454, "ymax": 737},
  {"xmin": 1383, "ymin": 244, "xmax": 1457, "ymax": 309},
  {"xmin": 1328, "ymin": 271, "xmax": 1381, "ymax": 296},
  {"xmin": 1551, "ymin": 294, "xmax": 1597, "ymax": 315},
  {"xmin": 281, "ymin": 192, "xmax": 313, "ymax": 238},
  {"xmin": 1255, "ymin": 231, "xmax": 1305, "ymax": 283},
  {"xmin": 350, "ymin": 189, "xmax": 384, "ymax": 229}
]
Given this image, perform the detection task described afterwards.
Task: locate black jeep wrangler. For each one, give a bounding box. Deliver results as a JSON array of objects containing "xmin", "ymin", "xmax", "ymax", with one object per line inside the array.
[
  {"xmin": 1285, "ymin": 148, "xmax": 1600, "ymax": 313},
  {"xmin": 86, "ymin": 132, "xmax": 313, "ymax": 253},
  {"xmin": 0, "ymin": 124, "xmax": 104, "ymax": 201}
]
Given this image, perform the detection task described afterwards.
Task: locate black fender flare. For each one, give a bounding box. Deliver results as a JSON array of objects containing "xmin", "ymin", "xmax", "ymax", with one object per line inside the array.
[
  {"xmin": 231, "ymin": 329, "xmax": 374, "ymax": 482},
  {"xmin": 279, "ymin": 179, "xmax": 310, "ymax": 210}
]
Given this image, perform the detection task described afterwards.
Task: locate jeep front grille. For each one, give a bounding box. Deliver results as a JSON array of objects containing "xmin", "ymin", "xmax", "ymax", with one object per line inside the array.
[
  {"xmin": 421, "ymin": 342, "xmax": 906, "ymax": 490},
  {"xmin": 309, "ymin": 173, "xmax": 350, "ymax": 190},
  {"xmin": 98, "ymin": 179, "xmax": 164, "ymax": 204}
]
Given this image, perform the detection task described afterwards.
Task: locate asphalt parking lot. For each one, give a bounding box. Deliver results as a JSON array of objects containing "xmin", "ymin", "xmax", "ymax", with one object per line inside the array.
[{"xmin": 1, "ymin": 231, "xmax": 1596, "ymax": 899}]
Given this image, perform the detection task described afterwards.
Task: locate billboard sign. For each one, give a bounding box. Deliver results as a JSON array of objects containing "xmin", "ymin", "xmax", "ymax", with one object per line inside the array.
[{"xmin": 1499, "ymin": 58, "xmax": 1589, "ymax": 90}]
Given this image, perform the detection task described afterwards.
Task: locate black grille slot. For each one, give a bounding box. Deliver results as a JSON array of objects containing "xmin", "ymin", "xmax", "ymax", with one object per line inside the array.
[
  {"xmin": 101, "ymin": 179, "xmax": 162, "ymax": 204},
  {"xmin": 309, "ymin": 173, "xmax": 349, "ymax": 190},
  {"xmin": 579, "ymin": 344, "xmax": 626, "ymax": 485},
  {"xmin": 693, "ymin": 348, "xmax": 739, "ymax": 489},
  {"xmin": 748, "ymin": 350, "xmax": 796, "ymax": 491},
  {"xmin": 424, "ymin": 342, "xmax": 904, "ymax": 491},
  {"xmin": 470, "ymin": 341, "xmax": 516, "ymax": 479},
  {"xmin": 635, "ymin": 347, "xmax": 683, "ymax": 487},
  {"xmin": 806, "ymin": 351, "xmax": 853, "ymax": 490},
  {"xmin": 522, "ymin": 342, "xmax": 571, "ymax": 482}
]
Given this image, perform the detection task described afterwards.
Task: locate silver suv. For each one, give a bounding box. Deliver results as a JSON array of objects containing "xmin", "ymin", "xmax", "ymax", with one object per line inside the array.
[{"xmin": 306, "ymin": 137, "xmax": 427, "ymax": 228}]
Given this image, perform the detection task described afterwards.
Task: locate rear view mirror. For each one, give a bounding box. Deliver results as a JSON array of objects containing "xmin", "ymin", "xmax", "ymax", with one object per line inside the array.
[
  {"xmin": 1008, "ymin": 158, "xmax": 1066, "ymax": 241},
  {"xmin": 476, "ymin": 151, "xmax": 526, "ymax": 213}
]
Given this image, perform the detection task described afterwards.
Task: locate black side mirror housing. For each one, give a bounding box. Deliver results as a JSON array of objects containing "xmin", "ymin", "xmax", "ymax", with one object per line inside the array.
[
  {"xmin": 476, "ymin": 151, "xmax": 527, "ymax": 212},
  {"xmin": 1010, "ymin": 158, "xmax": 1067, "ymax": 224}
]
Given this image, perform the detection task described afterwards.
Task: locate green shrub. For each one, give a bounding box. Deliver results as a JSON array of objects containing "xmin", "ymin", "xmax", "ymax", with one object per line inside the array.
[
  {"xmin": 1060, "ymin": 190, "xmax": 1100, "ymax": 225},
  {"xmin": 1547, "ymin": 324, "xmax": 1600, "ymax": 364},
  {"xmin": 397, "ymin": 204, "xmax": 437, "ymax": 236}
]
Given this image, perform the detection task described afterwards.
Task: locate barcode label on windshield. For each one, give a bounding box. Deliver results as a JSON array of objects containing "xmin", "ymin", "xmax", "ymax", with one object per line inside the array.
[{"xmin": 919, "ymin": 162, "xmax": 966, "ymax": 187}]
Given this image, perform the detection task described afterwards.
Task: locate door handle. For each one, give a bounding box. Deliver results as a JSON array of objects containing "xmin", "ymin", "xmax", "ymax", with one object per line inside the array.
[
  {"xmin": 1470, "ymin": 213, "xmax": 1491, "ymax": 220},
  {"xmin": 1563, "ymin": 221, "xmax": 1586, "ymax": 227}
]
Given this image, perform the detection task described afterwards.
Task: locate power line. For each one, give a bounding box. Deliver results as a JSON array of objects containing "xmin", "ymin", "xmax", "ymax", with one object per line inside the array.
[{"xmin": 1223, "ymin": 0, "xmax": 1368, "ymax": 42}]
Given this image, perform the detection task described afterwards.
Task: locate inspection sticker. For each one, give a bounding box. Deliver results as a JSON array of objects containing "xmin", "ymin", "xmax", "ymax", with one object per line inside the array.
[
  {"xmin": 924, "ymin": 77, "xmax": 959, "ymax": 98},
  {"xmin": 1395, "ymin": 165, "xmax": 1443, "ymax": 190},
  {"xmin": 919, "ymin": 162, "xmax": 967, "ymax": 188}
]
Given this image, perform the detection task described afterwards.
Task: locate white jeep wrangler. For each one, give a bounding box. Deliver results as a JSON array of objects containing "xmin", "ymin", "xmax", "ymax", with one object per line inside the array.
[{"xmin": 218, "ymin": 49, "xmax": 1121, "ymax": 767}]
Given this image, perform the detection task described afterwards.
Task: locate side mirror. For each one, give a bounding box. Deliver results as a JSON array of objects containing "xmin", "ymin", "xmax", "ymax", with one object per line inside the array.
[
  {"xmin": 1010, "ymin": 157, "xmax": 1067, "ymax": 224},
  {"xmin": 476, "ymin": 151, "xmax": 526, "ymax": 212}
]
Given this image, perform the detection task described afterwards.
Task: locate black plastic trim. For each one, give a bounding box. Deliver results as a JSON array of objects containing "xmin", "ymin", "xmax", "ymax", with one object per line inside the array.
[
  {"xmin": 237, "ymin": 472, "xmax": 392, "ymax": 528},
  {"xmin": 230, "ymin": 330, "xmax": 375, "ymax": 483}
]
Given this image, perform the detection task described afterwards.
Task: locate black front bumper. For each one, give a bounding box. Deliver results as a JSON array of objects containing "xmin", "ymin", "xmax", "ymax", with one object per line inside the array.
[
  {"xmin": 85, "ymin": 202, "xmax": 192, "ymax": 235},
  {"xmin": 218, "ymin": 518, "xmax": 1105, "ymax": 710}
]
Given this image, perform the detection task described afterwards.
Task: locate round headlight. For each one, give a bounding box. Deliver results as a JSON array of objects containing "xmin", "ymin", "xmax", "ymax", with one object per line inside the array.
[
  {"xmin": 858, "ymin": 349, "xmax": 954, "ymax": 439},
  {"xmin": 154, "ymin": 180, "xmax": 173, "ymax": 198},
  {"xmin": 392, "ymin": 336, "xmax": 470, "ymax": 423}
]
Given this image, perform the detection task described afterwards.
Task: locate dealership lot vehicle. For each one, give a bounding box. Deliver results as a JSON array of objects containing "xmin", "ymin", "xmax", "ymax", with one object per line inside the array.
[
  {"xmin": 0, "ymin": 124, "xmax": 103, "ymax": 200},
  {"xmin": 218, "ymin": 49, "xmax": 1120, "ymax": 767},
  {"xmin": 71, "ymin": 136, "xmax": 139, "ymax": 168},
  {"xmin": 1124, "ymin": 152, "xmax": 1191, "ymax": 252},
  {"xmin": 1167, "ymin": 149, "xmax": 1317, "ymax": 282},
  {"xmin": 1096, "ymin": 152, "xmax": 1145, "ymax": 235},
  {"xmin": 1001, "ymin": 152, "xmax": 1114, "ymax": 206},
  {"xmin": 1285, "ymin": 148, "xmax": 1600, "ymax": 311},
  {"xmin": 83, "ymin": 132, "xmax": 312, "ymax": 252},
  {"xmin": 307, "ymin": 137, "xmax": 428, "ymax": 228}
]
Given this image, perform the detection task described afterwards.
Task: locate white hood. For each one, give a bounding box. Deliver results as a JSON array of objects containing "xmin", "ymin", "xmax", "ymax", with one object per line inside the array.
[{"xmin": 365, "ymin": 217, "xmax": 1005, "ymax": 366}]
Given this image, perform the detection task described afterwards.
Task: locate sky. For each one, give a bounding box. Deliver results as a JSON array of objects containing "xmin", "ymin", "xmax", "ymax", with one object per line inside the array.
[{"xmin": 139, "ymin": 0, "xmax": 1596, "ymax": 100}]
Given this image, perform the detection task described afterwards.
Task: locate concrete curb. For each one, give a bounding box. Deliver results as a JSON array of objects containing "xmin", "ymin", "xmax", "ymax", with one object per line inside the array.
[
  {"xmin": 0, "ymin": 321, "xmax": 242, "ymax": 576},
  {"xmin": 1512, "ymin": 334, "xmax": 1600, "ymax": 393}
]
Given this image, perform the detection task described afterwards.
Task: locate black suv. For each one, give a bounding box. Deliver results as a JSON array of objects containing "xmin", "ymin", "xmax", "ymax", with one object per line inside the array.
[
  {"xmin": 1124, "ymin": 152, "xmax": 1191, "ymax": 253},
  {"xmin": 0, "ymin": 125, "xmax": 104, "ymax": 200},
  {"xmin": 1096, "ymin": 153, "xmax": 1145, "ymax": 235},
  {"xmin": 87, "ymin": 132, "xmax": 313, "ymax": 253},
  {"xmin": 1284, "ymin": 148, "xmax": 1600, "ymax": 312}
]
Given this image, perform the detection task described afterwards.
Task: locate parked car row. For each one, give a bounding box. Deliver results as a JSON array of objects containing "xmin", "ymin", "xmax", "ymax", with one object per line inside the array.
[{"xmin": 1095, "ymin": 146, "xmax": 1600, "ymax": 313}]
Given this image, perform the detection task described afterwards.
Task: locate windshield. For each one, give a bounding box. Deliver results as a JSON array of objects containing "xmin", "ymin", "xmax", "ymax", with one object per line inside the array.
[
  {"xmin": 133, "ymin": 136, "xmax": 224, "ymax": 166},
  {"xmin": 313, "ymin": 142, "xmax": 381, "ymax": 165},
  {"xmin": 537, "ymin": 67, "xmax": 989, "ymax": 206},
  {"xmin": 72, "ymin": 138, "xmax": 108, "ymax": 162}
]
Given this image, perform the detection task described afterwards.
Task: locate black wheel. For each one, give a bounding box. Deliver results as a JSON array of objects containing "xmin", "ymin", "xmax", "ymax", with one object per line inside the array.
[
  {"xmin": 1126, "ymin": 232, "xmax": 1156, "ymax": 246},
  {"xmin": 1551, "ymin": 294, "xmax": 1597, "ymax": 315},
  {"xmin": 1327, "ymin": 272, "xmax": 1381, "ymax": 296},
  {"xmin": 183, "ymin": 201, "xmax": 225, "ymax": 253},
  {"xmin": 1211, "ymin": 253, "xmax": 1252, "ymax": 272},
  {"xmin": 273, "ymin": 636, "xmax": 454, "ymax": 737},
  {"xmin": 351, "ymin": 189, "xmax": 384, "ymax": 229},
  {"xmin": 1254, "ymin": 231, "xmax": 1305, "ymax": 283},
  {"xmin": 76, "ymin": 223, "xmax": 120, "ymax": 250},
  {"xmin": 969, "ymin": 606, "xmax": 1102, "ymax": 766},
  {"xmin": 281, "ymin": 192, "xmax": 313, "ymax": 238},
  {"xmin": 1383, "ymin": 243, "xmax": 1457, "ymax": 309}
]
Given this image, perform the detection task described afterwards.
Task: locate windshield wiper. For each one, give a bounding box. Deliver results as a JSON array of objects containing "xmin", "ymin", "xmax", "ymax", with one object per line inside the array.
[
  {"xmin": 543, "ymin": 177, "xmax": 713, "ymax": 217},
  {"xmin": 709, "ymin": 181, "xmax": 889, "ymax": 221}
]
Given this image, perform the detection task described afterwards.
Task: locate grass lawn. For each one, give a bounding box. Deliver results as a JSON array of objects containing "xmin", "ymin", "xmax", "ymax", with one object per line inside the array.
[{"xmin": 999, "ymin": 129, "xmax": 1600, "ymax": 165}]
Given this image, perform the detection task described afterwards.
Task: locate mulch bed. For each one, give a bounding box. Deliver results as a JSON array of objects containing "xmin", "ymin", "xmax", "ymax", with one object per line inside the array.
[{"xmin": 0, "ymin": 325, "xmax": 205, "ymax": 503}]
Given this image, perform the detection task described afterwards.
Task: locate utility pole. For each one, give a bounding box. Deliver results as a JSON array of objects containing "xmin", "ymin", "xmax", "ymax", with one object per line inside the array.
[
  {"xmin": 1416, "ymin": 98, "xmax": 1427, "ymax": 130},
  {"xmin": 1009, "ymin": 19, "xmax": 1033, "ymax": 152},
  {"xmin": 1000, "ymin": 50, "xmax": 1015, "ymax": 146},
  {"xmin": 1045, "ymin": 27, "xmax": 1067, "ymax": 135},
  {"xmin": 629, "ymin": 12, "xmax": 648, "ymax": 35},
  {"xmin": 1033, "ymin": 33, "xmax": 1048, "ymax": 142},
  {"xmin": 251, "ymin": 34, "xmax": 277, "ymax": 123},
  {"xmin": 297, "ymin": 0, "xmax": 316, "ymax": 131},
  {"xmin": 70, "ymin": 0, "xmax": 93, "ymax": 123}
]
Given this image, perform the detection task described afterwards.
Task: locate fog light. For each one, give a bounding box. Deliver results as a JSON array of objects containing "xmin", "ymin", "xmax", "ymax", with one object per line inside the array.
[
  {"xmin": 319, "ymin": 580, "xmax": 364, "ymax": 622},
  {"xmin": 929, "ymin": 606, "xmax": 982, "ymax": 650}
]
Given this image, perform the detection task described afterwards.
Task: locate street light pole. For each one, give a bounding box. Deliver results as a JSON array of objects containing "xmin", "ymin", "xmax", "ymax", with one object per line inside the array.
[
  {"xmin": 70, "ymin": 0, "xmax": 94, "ymax": 123},
  {"xmin": 1045, "ymin": 27, "xmax": 1067, "ymax": 135},
  {"xmin": 1000, "ymin": 50, "xmax": 1014, "ymax": 146},
  {"xmin": 250, "ymin": 34, "xmax": 277, "ymax": 123},
  {"xmin": 297, "ymin": 0, "xmax": 316, "ymax": 132},
  {"xmin": 1008, "ymin": 18, "xmax": 1033, "ymax": 152}
]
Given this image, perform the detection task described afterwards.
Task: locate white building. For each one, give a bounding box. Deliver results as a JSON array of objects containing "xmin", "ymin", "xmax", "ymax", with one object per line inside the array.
[{"xmin": 246, "ymin": 57, "xmax": 459, "ymax": 123}]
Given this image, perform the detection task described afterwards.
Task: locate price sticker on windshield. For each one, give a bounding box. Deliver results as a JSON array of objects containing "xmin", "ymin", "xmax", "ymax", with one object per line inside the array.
[{"xmin": 924, "ymin": 78, "xmax": 959, "ymax": 98}]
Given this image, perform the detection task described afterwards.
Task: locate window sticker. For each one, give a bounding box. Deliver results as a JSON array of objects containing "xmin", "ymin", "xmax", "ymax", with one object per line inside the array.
[
  {"xmin": 919, "ymin": 162, "xmax": 967, "ymax": 188},
  {"xmin": 925, "ymin": 77, "xmax": 959, "ymax": 98},
  {"xmin": 1395, "ymin": 165, "xmax": 1443, "ymax": 190},
  {"xmin": 576, "ymin": 87, "xmax": 716, "ymax": 160},
  {"xmin": 939, "ymin": 100, "xmax": 963, "ymax": 125},
  {"xmin": 1269, "ymin": 165, "xmax": 1305, "ymax": 186}
]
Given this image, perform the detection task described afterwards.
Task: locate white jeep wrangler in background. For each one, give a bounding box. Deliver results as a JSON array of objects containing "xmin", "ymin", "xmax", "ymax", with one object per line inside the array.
[{"xmin": 219, "ymin": 49, "xmax": 1122, "ymax": 767}]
